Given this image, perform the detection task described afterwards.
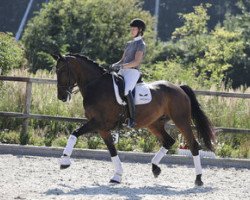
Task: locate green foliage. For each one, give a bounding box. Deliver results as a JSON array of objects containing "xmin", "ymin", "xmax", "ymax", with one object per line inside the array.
[
  {"xmin": 138, "ymin": 136, "xmax": 158, "ymax": 153},
  {"xmin": 22, "ymin": 0, "xmax": 155, "ymax": 72},
  {"xmin": 52, "ymin": 136, "xmax": 67, "ymax": 147},
  {"xmin": 216, "ymin": 143, "xmax": 233, "ymax": 158},
  {"xmin": 149, "ymin": 4, "xmax": 247, "ymax": 89},
  {"xmin": 222, "ymin": 2, "xmax": 250, "ymax": 88},
  {"xmin": 0, "ymin": 33, "xmax": 26, "ymax": 74},
  {"xmin": 198, "ymin": 95, "xmax": 250, "ymax": 129},
  {"xmin": 117, "ymin": 137, "xmax": 133, "ymax": 151},
  {"xmin": 28, "ymin": 134, "xmax": 44, "ymax": 146},
  {"xmin": 74, "ymin": 138, "xmax": 88, "ymax": 149},
  {"xmin": 0, "ymin": 69, "xmax": 83, "ymax": 132},
  {"xmin": 0, "ymin": 130, "xmax": 20, "ymax": 144},
  {"xmin": 172, "ymin": 3, "xmax": 210, "ymax": 39},
  {"xmin": 197, "ymin": 27, "xmax": 244, "ymax": 86},
  {"xmin": 87, "ymin": 136, "xmax": 102, "ymax": 149},
  {"xmin": 216, "ymin": 133, "xmax": 250, "ymax": 158},
  {"xmin": 142, "ymin": 60, "xmax": 200, "ymax": 88}
]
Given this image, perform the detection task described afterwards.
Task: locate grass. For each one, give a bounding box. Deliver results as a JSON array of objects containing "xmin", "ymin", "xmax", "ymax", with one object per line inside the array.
[
  {"xmin": 198, "ymin": 92, "xmax": 250, "ymax": 129},
  {"xmin": 0, "ymin": 69, "xmax": 249, "ymax": 158}
]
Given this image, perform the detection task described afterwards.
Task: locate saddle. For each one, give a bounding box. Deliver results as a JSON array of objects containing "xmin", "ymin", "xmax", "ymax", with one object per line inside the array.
[{"xmin": 111, "ymin": 72, "xmax": 152, "ymax": 105}]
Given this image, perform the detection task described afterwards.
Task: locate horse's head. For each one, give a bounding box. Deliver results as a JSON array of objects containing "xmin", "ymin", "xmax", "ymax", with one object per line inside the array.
[{"xmin": 52, "ymin": 54, "xmax": 76, "ymax": 102}]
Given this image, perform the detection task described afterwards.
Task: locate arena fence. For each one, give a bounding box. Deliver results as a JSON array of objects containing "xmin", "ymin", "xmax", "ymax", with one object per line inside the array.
[{"xmin": 0, "ymin": 75, "xmax": 250, "ymax": 144}]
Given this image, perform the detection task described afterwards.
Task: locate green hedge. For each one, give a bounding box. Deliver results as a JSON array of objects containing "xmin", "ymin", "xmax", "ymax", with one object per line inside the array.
[{"xmin": 0, "ymin": 33, "xmax": 26, "ymax": 74}]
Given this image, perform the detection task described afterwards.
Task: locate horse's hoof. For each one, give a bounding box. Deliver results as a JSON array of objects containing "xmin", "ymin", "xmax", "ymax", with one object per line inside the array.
[
  {"xmin": 195, "ymin": 179, "xmax": 204, "ymax": 186},
  {"xmin": 60, "ymin": 164, "xmax": 70, "ymax": 170},
  {"xmin": 59, "ymin": 155, "xmax": 71, "ymax": 169},
  {"xmin": 109, "ymin": 179, "xmax": 121, "ymax": 184},
  {"xmin": 110, "ymin": 173, "xmax": 122, "ymax": 183},
  {"xmin": 195, "ymin": 174, "xmax": 204, "ymax": 186},
  {"xmin": 152, "ymin": 164, "xmax": 161, "ymax": 178}
]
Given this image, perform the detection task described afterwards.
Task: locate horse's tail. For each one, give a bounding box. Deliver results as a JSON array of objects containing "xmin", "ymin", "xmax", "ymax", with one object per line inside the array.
[{"xmin": 180, "ymin": 85, "xmax": 215, "ymax": 151}]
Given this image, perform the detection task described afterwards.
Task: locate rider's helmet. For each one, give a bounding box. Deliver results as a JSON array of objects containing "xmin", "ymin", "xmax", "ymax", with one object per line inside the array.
[{"xmin": 130, "ymin": 18, "xmax": 146, "ymax": 36}]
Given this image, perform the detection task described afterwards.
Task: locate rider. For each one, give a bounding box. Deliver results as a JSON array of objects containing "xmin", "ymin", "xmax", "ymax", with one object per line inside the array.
[{"xmin": 111, "ymin": 18, "xmax": 146, "ymax": 128}]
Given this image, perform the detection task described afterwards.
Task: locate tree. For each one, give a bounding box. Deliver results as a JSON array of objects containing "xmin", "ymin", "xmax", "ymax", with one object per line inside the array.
[
  {"xmin": 223, "ymin": 0, "xmax": 250, "ymax": 88},
  {"xmin": 22, "ymin": 0, "xmax": 155, "ymax": 72},
  {"xmin": 0, "ymin": 33, "xmax": 26, "ymax": 75},
  {"xmin": 172, "ymin": 3, "xmax": 210, "ymax": 39},
  {"xmin": 147, "ymin": 4, "xmax": 246, "ymax": 88}
]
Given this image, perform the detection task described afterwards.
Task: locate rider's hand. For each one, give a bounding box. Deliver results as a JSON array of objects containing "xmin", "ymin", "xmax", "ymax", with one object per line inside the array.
[{"xmin": 110, "ymin": 64, "xmax": 123, "ymax": 71}]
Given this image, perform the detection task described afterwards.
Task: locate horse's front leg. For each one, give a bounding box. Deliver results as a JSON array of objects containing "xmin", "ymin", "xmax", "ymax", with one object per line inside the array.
[
  {"xmin": 100, "ymin": 131, "xmax": 123, "ymax": 183},
  {"xmin": 59, "ymin": 119, "xmax": 99, "ymax": 169}
]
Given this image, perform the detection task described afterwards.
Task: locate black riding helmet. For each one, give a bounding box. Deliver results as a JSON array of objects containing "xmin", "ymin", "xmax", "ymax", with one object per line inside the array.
[{"xmin": 130, "ymin": 18, "xmax": 146, "ymax": 36}]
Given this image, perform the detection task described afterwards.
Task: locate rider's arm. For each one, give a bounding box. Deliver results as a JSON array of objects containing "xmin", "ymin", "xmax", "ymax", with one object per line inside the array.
[
  {"xmin": 122, "ymin": 50, "xmax": 144, "ymax": 69},
  {"xmin": 113, "ymin": 52, "xmax": 125, "ymax": 65}
]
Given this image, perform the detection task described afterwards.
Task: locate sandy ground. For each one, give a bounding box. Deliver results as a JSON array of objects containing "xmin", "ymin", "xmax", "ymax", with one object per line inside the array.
[{"xmin": 0, "ymin": 154, "xmax": 249, "ymax": 200}]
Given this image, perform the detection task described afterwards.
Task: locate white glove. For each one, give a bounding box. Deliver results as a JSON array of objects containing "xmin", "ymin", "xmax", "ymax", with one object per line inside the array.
[{"xmin": 111, "ymin": 64, "xmax": 123, "ymax": 71}]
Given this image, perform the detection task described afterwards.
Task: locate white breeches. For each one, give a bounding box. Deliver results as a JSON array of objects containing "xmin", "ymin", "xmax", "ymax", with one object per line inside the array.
[{"xmin": 118, "ymin": 68, "xmax": 140, "ymax": 96}]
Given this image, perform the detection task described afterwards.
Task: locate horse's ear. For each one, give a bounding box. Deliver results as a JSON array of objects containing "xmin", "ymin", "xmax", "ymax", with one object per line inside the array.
[{"xmin": 51, "ymin": 54, "xmax": 60, "ymax": 61}]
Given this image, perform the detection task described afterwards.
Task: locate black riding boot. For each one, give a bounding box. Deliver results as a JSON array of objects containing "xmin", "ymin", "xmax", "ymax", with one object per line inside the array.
[{"xmin": 125, "ymin": 91, "xmax": 136, "ymax": 128}]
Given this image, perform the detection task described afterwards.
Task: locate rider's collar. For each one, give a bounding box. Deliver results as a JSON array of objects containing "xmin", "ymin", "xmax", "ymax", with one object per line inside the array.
[{"xmin": 133, "ymin": 36, "xmax": 142, "ymax": 41}]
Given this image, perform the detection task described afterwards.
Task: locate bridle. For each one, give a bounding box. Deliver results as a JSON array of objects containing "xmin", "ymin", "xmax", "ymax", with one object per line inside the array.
[
  {"xmin": 56, "ymin": 58, "xmax": 77, "ymax": 95},
  {"xmin": 56, "ymin": 56, "xmax": 111, "ymax": 96}
]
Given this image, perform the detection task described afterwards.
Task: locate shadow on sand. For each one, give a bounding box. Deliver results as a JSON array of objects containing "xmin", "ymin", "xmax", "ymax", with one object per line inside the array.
[{"xmin": 45, "ymin": 184, "xmax": 214, "ymax": 200}]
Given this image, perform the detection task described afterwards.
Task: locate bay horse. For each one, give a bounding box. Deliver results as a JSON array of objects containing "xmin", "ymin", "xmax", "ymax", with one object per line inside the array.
[{"xmin": 52, "ymin": 53, "xmax": 215, "ymax": 186}]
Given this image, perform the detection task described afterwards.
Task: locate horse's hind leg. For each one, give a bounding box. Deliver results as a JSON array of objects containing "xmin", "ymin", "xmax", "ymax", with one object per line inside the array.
[
  {"xmin": 148, "ymin": 119, "xmax": 176, "ymax": 178},
  {"xmin": 174, "ymin": 120, "xmax": 204, "ymax": 186}
]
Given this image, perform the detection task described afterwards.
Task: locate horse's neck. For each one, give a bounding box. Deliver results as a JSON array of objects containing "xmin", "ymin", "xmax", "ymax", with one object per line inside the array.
[{"xmin": 71, "ymin": 58, "xmax": 104, "ymax": 95}]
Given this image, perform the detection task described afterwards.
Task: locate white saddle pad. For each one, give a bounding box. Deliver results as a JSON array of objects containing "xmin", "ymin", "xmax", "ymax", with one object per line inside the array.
[{"xmin": 112, "ymin": 74, "xmax": 152, "ymax": 105}]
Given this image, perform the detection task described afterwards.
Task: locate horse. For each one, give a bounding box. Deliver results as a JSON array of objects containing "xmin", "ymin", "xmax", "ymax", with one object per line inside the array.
[{"xmin": 51, "ymin": 53, "xmax": 215, "ymax": 186}]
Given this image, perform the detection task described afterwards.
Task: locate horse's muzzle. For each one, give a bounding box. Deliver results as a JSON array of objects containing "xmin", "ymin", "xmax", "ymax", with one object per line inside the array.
[
  {"xmin": 58, "ymin": 93, "xmax": 71, "ymax": 102},
  {"xmin": 57, "ymin": 87, "xmax": 72, "ymax": 102}
]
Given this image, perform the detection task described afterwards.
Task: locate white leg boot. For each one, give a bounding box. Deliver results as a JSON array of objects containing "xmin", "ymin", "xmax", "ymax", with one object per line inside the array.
[
  {"xmin": 110, "ymin": 155, "xmax": 123, "ymax": 183},
  {"xmin": 193, "ymin": 155, "xmax": 202, "ymax": 175},
  {"xmin": 59, "ymin": 135, "xmax": 77, "ymax": 169},
  {"xmin": 193, "ymin": 155, "xmax": 204, "ymax": 186},
  {"xmin": 151, "ymin": 147, "xmax": 168, "ymax": 178},
  {"xmin": 151, "ymin": 147, "xmax": 168, "ymax": 165}
]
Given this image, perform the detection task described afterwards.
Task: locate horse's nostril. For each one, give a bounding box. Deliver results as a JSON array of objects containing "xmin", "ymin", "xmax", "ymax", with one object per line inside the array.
[{"xmin": 58, "ymin": 94, "xmax": 66, "ymax": 102}]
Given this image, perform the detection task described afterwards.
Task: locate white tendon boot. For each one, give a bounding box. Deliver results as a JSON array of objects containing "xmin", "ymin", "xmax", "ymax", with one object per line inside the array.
[
  {"xmin": 59, "ymin": 135, "xmax": 77, "ymax": 169},
  {"xmin": 110, "ymin": 155, "xmax": 123, "ymax": 183},
  {"xmin": 193, "ymin": 155, "xmax": 204, "ymax": 186},
  {"xmin": 151, "ymin": 147, "xmax": 168, "ymax": 178},
  {"xmin": 151, "ymin": 147, "xmax": 168, "ymax": 165},
  {"xmin": 193, "ymin": 155, "xmax": 202, "ymax": 175}
]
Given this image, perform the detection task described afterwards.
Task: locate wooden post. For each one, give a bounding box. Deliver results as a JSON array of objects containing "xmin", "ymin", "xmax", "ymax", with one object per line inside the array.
[{"xmin": 20, "ymin": 81, "xmax": 32, "ymax": 145}]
